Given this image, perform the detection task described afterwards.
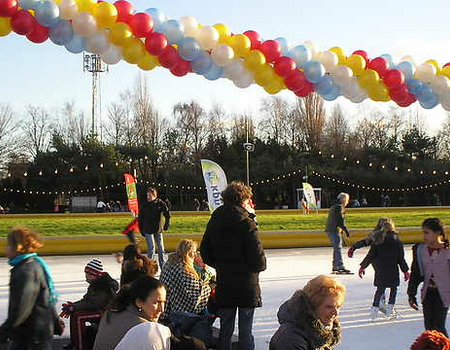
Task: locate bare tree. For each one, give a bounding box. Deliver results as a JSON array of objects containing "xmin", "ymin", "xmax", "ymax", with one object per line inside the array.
[
  {"xmin": 0, "ymin": 103, "xmax": 20, "ymax": 163},
  {"xmin": 22, "ymin": 105, "xmax": 52, "ymax": 158},
  {"xmin": 206, "ymin": 103, "xmax": 227, "ymax": 140},
  {"xmin": 230, "ymin": 113, "xmax": 256, "ymax": 142},
  {"xmin": 105, "ymin": 102, "xmax": 126, "ymax": 146},
  {"xmin": 54, "ymin": 102, "xmax": 88, "ymax": 145},
  {"xmin": 258, "ymin": 97, "xmax": 290, "ymax": 144},
  {"xmin": 324, "ymin": 104, "xmax": 348, "ymax": 154},
  {"xmin": 437, "ymin": 113, "xmax": 450, "ymax": 160}
]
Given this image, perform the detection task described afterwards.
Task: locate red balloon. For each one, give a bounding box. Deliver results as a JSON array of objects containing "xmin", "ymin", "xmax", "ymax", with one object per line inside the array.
[
  {"xmin": 368, "ymin": 57, "xmax": 389, "ymax": 78},
  {"xmin": 26, "ymin": 22, "xmax": 49, "ymax": 43},
  {"xmin": 274, "ymin": 56, "xmax": 296, "ymax": 78},
  {"xmin": 0, "ymin": 0, "xmax": 18, "ymax": 17},
  {"xmin": 170, "ymin": 60, "xmax": 191, "ymax": 77},
  {"xmin": 284, "ymin": 70, "xmax": 307, "ymax": 91},
  {"xmin": 145, "ymin": 32, "xmax": 167, "ymax": 56},
  {"xmin": 443, "ymin": 62, "xmax": 450, "ymax": 68},
  {"xmin": 396, "ymin": 93, "xmax": 416, "ymax": 107},
  {"xmin": 158, "ymin": 45, "xmax": 180, "ymax": 69},
  {"xmin": 259, "ymin": 40, "xmax": 281, "ymax": 63},
  {"xmin": 294, "ymin": 81, "xmax": 314, "ymax": 97},
  {"xmin": 352, "ymin": 50, "xmax": 369, "ymax": 64},
  {"xmin": 11, "ymin": 10, "xmax": 36, "ymax": 35},
  {"xmin": 384, "ymin": 69, "xmax": 405, "ymax": 89},
  {"xmin": 114, "ymin": 0, "xmax": 134, "ymax": 23},
  {"xmin": 389, "ymin": 85, "xmax": 409, "ymax": 102},
  {"xmin": 243, "ymin": 30, "xmax": 261, "ymax": 50},
  {"xmin": 129, "ymin": 12, "xmax": 153, "ymax": 38}
]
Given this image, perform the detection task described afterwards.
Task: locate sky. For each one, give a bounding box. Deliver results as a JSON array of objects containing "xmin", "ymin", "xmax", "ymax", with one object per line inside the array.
[{"xmin": 1, "ymin": 0, "xmax": 450, "ymax": 133}]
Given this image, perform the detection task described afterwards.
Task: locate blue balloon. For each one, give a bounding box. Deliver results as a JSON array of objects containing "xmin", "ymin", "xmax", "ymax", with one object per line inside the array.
[
  {"xmin": 145, "ymin": 8, "xmax": 166, "ymax": 33},
  {"xmin": 416, "ymin": 85, "xmax": 434, "ymax": 102},
  {"xmin": 397, "ymin": 61, "xmax": 415, "ymax": 80},
  {"xmin": 287, "ymin": 45, "xmax": 311, "ymax": 68},
  {"xmin": 407, "ymin": 79, "xmax": 424, "ymax": 95},
  {"xmin": 322, "ymin": 85, "xmax": 341, "ymax": 101},
  {"xmin": 275, "ymin": 37, "xmax": 290, "ymax": 56},
  {"xmin": 419, "ymin": 93, "xmax": 439, "ymax": 109},
  {"xmin": 50, "ymin": 20, "xmax": 73, "ymax": 46},
  {"xmin": 204, "ymin": 63, "xmax": 224, "ymax": 81},
  {"xmin": 191, "ymin": 52, "xmax": 213, "ymax": 75},
  {"xmin": 20, "ymin": 0, "xmax": 40, "ymax": 10},
  {"xmin": 303, "ymin": 61, "xmax": 325, "ymax": 84},
  {"xmin": 178, "ymin": 37, "xmax": 201, "ymax": 61},
  {"xmin": 161, "ymin": 19, "xmax": 184, "ymax": 44},
  {"xmin": 315, "ymin": 76, "xmax": 334, "ymax": 95},
  {"xmin": 65, "ymin": 35, "xmax": 86, "ymax": 54},
  {"xmin": 35, "ymin": 0, "xmax": 60, "ymax": 27}
]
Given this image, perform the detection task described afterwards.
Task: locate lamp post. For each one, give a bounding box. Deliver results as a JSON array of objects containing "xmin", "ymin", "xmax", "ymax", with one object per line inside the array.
[{"xmin": 243, "ymin": 116, "xmax": 254, "ymax": 186}]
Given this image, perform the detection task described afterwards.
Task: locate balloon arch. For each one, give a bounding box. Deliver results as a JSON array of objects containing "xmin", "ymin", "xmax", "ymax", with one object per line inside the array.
[{"xmin": 1, "ymin": 0, "xmax": 449, "ymax": 110}]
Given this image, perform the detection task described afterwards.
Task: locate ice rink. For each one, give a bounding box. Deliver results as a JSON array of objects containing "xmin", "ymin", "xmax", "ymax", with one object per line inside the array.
[{"xmin": 0, "ymin": 246, "xmax": 428, "ymax": 349}]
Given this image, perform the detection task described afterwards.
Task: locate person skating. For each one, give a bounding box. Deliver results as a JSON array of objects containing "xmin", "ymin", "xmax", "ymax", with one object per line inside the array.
[{"xmin": 325, "ymin": 193, "xmax": 352, "ymax": 274}]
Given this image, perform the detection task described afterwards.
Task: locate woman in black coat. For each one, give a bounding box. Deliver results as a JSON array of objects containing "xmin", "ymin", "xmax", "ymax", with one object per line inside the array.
[
  {"xmin": 200, "ymin": 181, "xmax": 266, "ymax": 350},
  {"xmin": 359, "ymin": 218, "xmax": 409, "ymax": 320}
]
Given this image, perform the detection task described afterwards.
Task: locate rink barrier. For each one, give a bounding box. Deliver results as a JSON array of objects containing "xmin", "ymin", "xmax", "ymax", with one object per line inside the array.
[{"xmin": 0, "ymin": 227, "xmax": 424, "ymax": 256}]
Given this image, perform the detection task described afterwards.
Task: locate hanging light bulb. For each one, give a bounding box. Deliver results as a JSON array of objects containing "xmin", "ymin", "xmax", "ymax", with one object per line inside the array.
[
  {"xmin": 100, "ymin": 163, "xmax": 104, "ymax": 169},
  {"xmin": 38, "ymin": 171, "xmax": 43, "ymax": 176},
  {"xmin": 85, "ymin": 165, "xmax": 89, "ymax": 171},
  {"xmin": 23, "ymin": 172, "xmax": 27, "ymax": 177},
  {"xmin": 54, "ymin": 169, "xmax": 58, "ymax": 174},
  {"xmin": 70, "ymin": 167, "xmax": 74, "ymax": 173}
]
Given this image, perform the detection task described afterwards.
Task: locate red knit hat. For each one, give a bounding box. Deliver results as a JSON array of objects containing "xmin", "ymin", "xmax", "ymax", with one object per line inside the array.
[
  {"xmin": 84, "ymin": 259, "xmax": 104, "ymax": 277},
  {"xmin": 410, "ymin": 330, "xmax": 450, "ymax": 350}
]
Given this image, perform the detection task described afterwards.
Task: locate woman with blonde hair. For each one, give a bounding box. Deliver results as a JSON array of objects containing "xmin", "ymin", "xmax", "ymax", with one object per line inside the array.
[
  {"xmin": 160, "ymin": 239, "xmax": 212, "ymax": 345},
  {"xmin": 348, "ymin": 217, "xmax": 394, "ymax": 257},
  {"xmin": 0, "ymin": 226, "xmax": 61, "ymax": 349},
  {"xmin": 270, "ymin": 275, "xmax": 345, "ymax": 350}
]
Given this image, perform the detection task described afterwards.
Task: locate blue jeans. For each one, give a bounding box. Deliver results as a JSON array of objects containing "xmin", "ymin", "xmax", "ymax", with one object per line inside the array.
[
  {"xmin": 144, "ymin": 232, "xmax": 165, "ymax": 267},
  {"xmin": 7, "ymin": 341, "xmax": 52, "ymax": 350},
  {"xmin": 327, "ymin": 231, "xmax": 344, "ymax": 270},
  {"xmin": 218, "ymin": 307, "xmax": 255, "ymax": 350}
]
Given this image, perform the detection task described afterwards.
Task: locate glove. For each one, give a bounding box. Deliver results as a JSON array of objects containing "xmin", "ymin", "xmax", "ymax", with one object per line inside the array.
[
  {"xmin": 358, "ymin": 267, "xmax": 365, "ymax": 279},
  {"xmin": 163, "ymin": 221, "xmax": 170, "ymax": 231},
  {"xmin": 347, "ymin": 246, "xmax": 355, "ymax": 258},
  {"xmin": 404, "ymin": 271, "xmax": 410, "ymax": 281},
  {"xmin": 60, "ymin": 302, "xmax": 74, "ymax": 318},
  {"xmin": 409, "ymin": 297, "xmax": 419, "ymax": 311}
]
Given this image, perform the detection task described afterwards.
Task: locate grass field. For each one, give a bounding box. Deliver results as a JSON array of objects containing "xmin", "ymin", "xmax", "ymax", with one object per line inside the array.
[{"xmin": 0, "ymin": 208, "xmax": 447, "ymax": 237}]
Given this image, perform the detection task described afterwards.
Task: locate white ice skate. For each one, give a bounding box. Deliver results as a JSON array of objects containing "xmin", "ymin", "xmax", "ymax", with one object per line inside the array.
[
  {"xmin": 385, "ymin": 304, "xmax": 400, "ymax": 320},
  {"xmin": 370, "ymin": 306, "xmax": 379, "ymax": 322}
]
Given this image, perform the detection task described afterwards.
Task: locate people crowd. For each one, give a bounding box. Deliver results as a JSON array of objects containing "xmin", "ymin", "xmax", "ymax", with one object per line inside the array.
[{"xmin": 1, "ymin": 184, "xmax": 449, "ymax": 350}]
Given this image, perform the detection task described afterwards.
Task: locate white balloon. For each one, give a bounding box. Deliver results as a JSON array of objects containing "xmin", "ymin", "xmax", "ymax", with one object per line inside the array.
[
  {"xmin": 59, "ymin": 0, "xmax": 77, "ymax": 20},
  {"xmin": 317, "ymin": 51, "xmax": 338, "ymax": 72},
  {"xmin": 224, "ymin": 61, "xmax": 244, "ymax": 80},
  {"xmin": 414, "ymin": 63, "xmax": 437, "ymax": 84},
  {"xmin": 332, "ymin": 65, "xmax": 353, "ymax": 86},
  {"xmin": 179, "ymin": 16, "xmax": 199, "ymax": 37},
  {"xmin": 211, "ymin": 44, "xmax": 235, "ymax": 67},
  {"xmin": 86, "ymin": 31, "xmax": 110, "ymax": 55},
  {"xmin": 233, "ymin": 70, "xmax": 254, "ymax": 88},
  {"xmin": 441, "ymin": 97, "xmax": 450, "ymax": 111},
  {"xmin": 431, "ymin": 75, "xmax": 450, "ymax": 96},
  {"xmin": 400, "ymin": 55, "xmax": 416, "ymax": 65},
  {"xmin": 72, "ymin": 12, "xmax": 98, "ymax": 37},
  {"xmin": 303, "ymin": 40, "xmax": 320, "ymax": 60},
  {"xmin": 101, "ymin": 45, "xmax": 122, "ymax": 65},
  {"xmin": 195, "ymin": 26, "xmax": 219, "ymax": 50}
]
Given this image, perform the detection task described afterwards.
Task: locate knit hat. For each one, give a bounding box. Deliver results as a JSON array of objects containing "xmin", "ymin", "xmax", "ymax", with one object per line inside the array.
[
  {"xmin": 84, "ymin": 259, "xmax": 104, "ymax": 277},
  {"xmin": 410, "ymin": 330, "xmax": 450, "ymax": 350}
]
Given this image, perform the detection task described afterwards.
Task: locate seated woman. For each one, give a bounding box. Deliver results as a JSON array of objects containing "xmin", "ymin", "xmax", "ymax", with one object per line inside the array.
[
  {"xmin": 93, "ymin": 276, "xmax": 168, "ymax": 350},
  {"xmin": 160, "ymin": 239, "xmax": 212, "ymax": 345},
  {"xmin": 120, "ymin": 244, "xmax": 159, "ymax": 286},
  {"xmin": 270, "ymin": 275, "xmax": 346, "ymax": 350}
]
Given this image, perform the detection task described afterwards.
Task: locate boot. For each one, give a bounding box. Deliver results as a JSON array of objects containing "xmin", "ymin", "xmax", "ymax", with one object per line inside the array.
[
  {"xmin": 370, "ymin": 306, "xmax": 379, "ymax": 321},
  {"xmin": 386, "ymin": 304, "xmax": 398, "ymax": 319}
]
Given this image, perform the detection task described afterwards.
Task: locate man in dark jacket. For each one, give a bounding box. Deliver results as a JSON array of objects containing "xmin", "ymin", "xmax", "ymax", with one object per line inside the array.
[
  {"xmin": 138, "ymin": 187, "xmax": 171, "ymax": 268},
  {"xmin": 61, "ymin": 259, "xmax": 119, "ymax": 350},
  {"xmin": 326, "ymin": 193, "xmax": 351, "ymax": 274},
  {"xmin": 200, "ymin": 181, "xmax": 266, "ymax": 350}
]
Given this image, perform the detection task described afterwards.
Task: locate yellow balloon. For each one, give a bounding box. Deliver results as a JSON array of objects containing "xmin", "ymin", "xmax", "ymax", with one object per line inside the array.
[
  {"xmin": 244, "ymin": 49, "xmax": 266, "ymax": 71},
  {"xmin": 426, "ymin": 59, "xmax": 441, "ymax": 75},
  {"xmin": 76, "ymin": 0, "xmax": 96, "ymax": 13},
  {"xmin": 442, "ymin": 66, "xmax": 450, "ymax": 80},
  {"xmin": 254, "ymin": 64, "xmax": 275, "ymax": 87},
  {"xmin": 264, "ymin": 78, "xmax": 284, "ymax": 94},
  {"xmin": 123, "ymin": 39, "xmax": 146, "ymax": 64},
  {"xmin": 213, "ymin": 23, "xmax": 231, "ymax": 44},
  {"xmin": 109, "ymin": 22, "xmax": 133, "ymax": 47},
  {"xmin": 0, "ymin": 17, "xmax": 12, "ymax": 37},
  {"xmin": 329, "ymin": 46, "xmax": 346, "ymax": 65},
  {"xmin": 230, "ymin": 34, "xmax": 251, "ymax": 58},
  {"xmin": 358, "ymin": 69, "xmax": 380, "ymax": 89},
  {"xmin": 53, "ymin": 0, "xmax": 62, "ymax": 4},
  {"xmin": 138, "ymin": 52, "xmax": 159, "ymax": 71},
  {"xmin": 94, "ymin": 2, "xmax": 118, "ymax": 29},
  {"xmin": 346, "ymin": 54, "xmax": 366, "ymax": 76},
  {"xmin": 368, "ymin": 83, "xmax": 390, "ymax": 102}
]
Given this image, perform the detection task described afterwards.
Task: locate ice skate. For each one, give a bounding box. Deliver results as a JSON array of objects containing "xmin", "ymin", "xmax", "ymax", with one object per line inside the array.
[
  {"xmin": 379, "ymin": 295, "xmax": 387, "ymax": 315},
  {"xmin": 370, "ymin": 306, "xmax": 379, "ymax": 322},
  {"xmin": 385, "ymin": 304, "xmax": 400, "ymax": 320},
  {"xmin": 332, "ymin": 268, "xmax": 354, "ymax": 275}
]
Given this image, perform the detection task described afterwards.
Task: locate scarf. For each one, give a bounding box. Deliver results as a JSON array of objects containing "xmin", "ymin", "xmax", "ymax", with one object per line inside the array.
[{"xmin": 9, "ymin": 253, "xmax": 59, "ymax": 305}]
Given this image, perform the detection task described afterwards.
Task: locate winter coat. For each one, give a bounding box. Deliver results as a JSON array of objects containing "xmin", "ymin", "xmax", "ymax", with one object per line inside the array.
[
  {"xmin": 0, "ymin": 256, "xmax": 56, "ymax": 344},
  {"xmin": 325, "ymin": 203, "xmax": 347, "ymax": 234},
  {"xmin": 160, "ymin": 255, "xmax": 211, "ymax": 318},
  {"xmin": 200, "ymin": 203, "xmax": 266, "ymax": 308},
  {"xmin": 114, "ymin": 322, "xmax": 171, "ymax": 350},
  {"xmin": 93, "ymin": 304, "xmax": 149, "ymax": 350},
  {"xmin": 360, "ymin": 231, "xmax": 409, "ymax": 288},
  {"xmin": 269, "ymin": 290, "xmax": 341, "ymax": 350},
  {"xmin": 138, "ymin": 198, "xmax": 170, "ymax": 236},
  {"xmin": 72, "ymin": 272, "xmax": 119, "ymax": 313}
]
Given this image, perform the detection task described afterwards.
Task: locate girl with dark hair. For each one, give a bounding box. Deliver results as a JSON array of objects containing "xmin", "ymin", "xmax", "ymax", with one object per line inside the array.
[
  {"xmin": 408, "ymin": 218, "xmax": 450, "ymax": 336},
  {"xmin": 120, "ymin": 244, "xmax": 159, "ymax": 286},
  {"xmin": 93, "ymin": 276, "xmax": 169, "ymax": 350}
]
